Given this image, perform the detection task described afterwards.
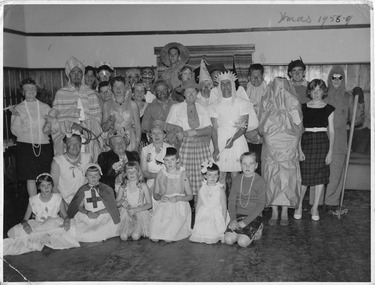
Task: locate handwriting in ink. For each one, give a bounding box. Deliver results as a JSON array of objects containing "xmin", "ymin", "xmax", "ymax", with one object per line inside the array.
[
  {"xmin": 278, "ymin": 12, "xmax": 312, "ymax": 24},
  {"xmin": 278, "ymin": 12, "xmax": 353, "ymax": 27}
]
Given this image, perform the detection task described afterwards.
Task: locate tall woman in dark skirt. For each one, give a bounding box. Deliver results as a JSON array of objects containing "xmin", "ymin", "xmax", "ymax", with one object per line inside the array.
[
  {"xmin": 10, "ymin": 78, "xmax": 53, "ymax": 196},
  {"xmin": 296, "ymin": 79, "xmax": 335, "ymax": 221}
]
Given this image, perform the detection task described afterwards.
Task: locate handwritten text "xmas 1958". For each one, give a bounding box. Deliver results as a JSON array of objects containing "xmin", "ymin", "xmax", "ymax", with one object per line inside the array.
[{"xmin": 278, "ymin": 12, "xmax": 353, "ymax": 26}]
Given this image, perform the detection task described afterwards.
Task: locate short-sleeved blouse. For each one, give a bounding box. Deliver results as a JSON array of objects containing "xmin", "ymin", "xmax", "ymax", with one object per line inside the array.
[
  {"xmin": 302, "ymin": 103, "xmax": 335, "ymax": 128},
  {"xmin": 166, "ymin": 102, "xmax": 212, "ymax": 131}
]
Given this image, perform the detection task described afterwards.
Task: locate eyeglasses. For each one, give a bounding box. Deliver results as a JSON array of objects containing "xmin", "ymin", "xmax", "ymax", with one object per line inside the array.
[{"xmin": 331, "ymin": 75, "xmax": 343, "ymax": 81}]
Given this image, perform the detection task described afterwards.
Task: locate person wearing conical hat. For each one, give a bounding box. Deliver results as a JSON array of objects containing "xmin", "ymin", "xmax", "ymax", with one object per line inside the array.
[
  {"xmin": 52, "ymin": 57, "xmax": 103, "ymax": 162},
  {"xmin": 210, "ymin": 71, "xmax": 258, "ymax": 195},
  {"xmin": 196, "ymin": 59, "xmax": 216, "ymax": 108},
  {"xmin": 160, "ymin": 42, "xmax": 190, "ymax": 90}
]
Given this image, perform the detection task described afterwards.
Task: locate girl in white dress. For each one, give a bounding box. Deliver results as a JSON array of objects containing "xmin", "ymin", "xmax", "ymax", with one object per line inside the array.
[
  {"xmin": 190, "ymin": 161, "xmax": 229, "ymax": 244},
  {"xmin": 4, "ymin": 173, "xmax": 79, "ymax": 255},
  {"xmin": 116, "ymin": 161, "xmax": 152, "ymax": 241},
  {"xmin": 149, "ymin": 147, "xmax": 193, "ymax": 242}
]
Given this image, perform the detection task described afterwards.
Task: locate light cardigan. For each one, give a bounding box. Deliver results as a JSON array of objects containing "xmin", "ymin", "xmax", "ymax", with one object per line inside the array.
[{"xmin": 11, "ymin": 100, "xmax": 51, "ymax": 144}]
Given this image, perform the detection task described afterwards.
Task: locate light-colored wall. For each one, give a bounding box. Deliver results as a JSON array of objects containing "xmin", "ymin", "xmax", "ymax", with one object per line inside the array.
[
  {"xmin": 3, "ymin": 4, "xmax": 371, "ymax": 68},
  {"xmin": 3, "ymin": 5, "xmax": 27, "ymax": 67}
]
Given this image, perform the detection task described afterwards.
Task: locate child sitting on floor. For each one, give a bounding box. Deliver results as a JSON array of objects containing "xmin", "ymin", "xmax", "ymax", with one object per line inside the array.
[
  {"xmin": 190, "ymin": 160, "xmax": 230, "ymax": 244},
  {"xmin": 224, "ymin": 152, "xmax": 266, "ymax": 248},
  {"xmin": 149, "ymin": 147, "xmax": 193, "ymax": 242},
  {"xmin": 116, "ymin": 161, "xmax": 152, "ymax": 241},
  {"xmin": 68, "ymin": 163, "xmax": 120, "ymax": 243},
  {"xmin": 4, "ymin": 173, "xmax": 80, "ymax": 255}
]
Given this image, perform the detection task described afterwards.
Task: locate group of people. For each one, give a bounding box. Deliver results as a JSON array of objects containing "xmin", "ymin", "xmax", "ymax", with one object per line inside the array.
[{"xmin": 4, "ymin": 42, "xmax": 365, "ymax": 255}]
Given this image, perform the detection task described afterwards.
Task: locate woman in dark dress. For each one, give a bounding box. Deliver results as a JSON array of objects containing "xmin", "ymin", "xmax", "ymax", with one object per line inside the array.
[{"xmin": 296, "ymin": 79, "xmax": 335, "ymax": 221}]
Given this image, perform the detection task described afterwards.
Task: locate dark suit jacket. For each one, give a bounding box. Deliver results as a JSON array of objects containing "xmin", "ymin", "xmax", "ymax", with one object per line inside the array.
[{"xmin": 97, "ymin": 150, "xmax": 140, "ymax": 190}]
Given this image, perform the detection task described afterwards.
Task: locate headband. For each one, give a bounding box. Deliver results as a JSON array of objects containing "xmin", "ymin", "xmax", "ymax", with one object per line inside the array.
[{"xmin": 36, "ymin": 173, "xmax": 52, "ymax": 181}]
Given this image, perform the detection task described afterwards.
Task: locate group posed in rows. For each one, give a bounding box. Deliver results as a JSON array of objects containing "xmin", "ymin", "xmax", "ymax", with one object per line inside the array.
[{"xmin": 4, "ymin": 42, "xmax": 365, "ymax": 255}]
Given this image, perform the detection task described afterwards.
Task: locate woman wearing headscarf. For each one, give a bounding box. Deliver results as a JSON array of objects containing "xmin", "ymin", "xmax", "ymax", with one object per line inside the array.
[
  {"xmin": 52, "ymin": 57, "xmax": 103, "ymax": 162},
  {"xmin": 258, "ymin": 77, "xmax": 303, "ymax": 226},
  {"xmin": 312, "ymin": 65, "xmax": 365, "ymax": 212}
]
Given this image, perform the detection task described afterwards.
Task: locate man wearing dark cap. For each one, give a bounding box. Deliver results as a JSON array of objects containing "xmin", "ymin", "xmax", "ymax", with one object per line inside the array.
[{"xmin": 288, "ymin": 58, "xmax": 309, "ymax": 104}]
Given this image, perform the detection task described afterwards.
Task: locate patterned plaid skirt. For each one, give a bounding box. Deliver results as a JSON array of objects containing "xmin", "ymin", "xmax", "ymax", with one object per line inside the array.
[
  {"xmin": 300, "ymin": 131, "xmax": 330, "ymax": 186},
  {"xmin": 179, "ymin": 136, "xmax": 211, "ymax": 195},
  {"xmin": 225, "ymin": 215, "xmax": 263, "ymax": 241}
]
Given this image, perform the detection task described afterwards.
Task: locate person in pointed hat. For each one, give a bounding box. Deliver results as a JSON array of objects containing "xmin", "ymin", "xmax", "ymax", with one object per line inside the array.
[
  {"xmin": 52, "ymin": 57, "xmax": 103, "ymax": 162},
  {"xmin": 210, "ymin": 71, "xmax": 258, "ymax": 196},
  {"xmin": 196, "ymin": 59, "xmax": 216, "ymax": 108},
  {"xmin": 160, "ymin": 42, "xmax": 190, "ymax": 90}
]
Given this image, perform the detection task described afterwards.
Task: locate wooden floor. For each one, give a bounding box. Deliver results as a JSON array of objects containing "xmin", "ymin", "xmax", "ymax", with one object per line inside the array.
[{"xmin": 2, "ymin": 182, "xmax": 372, "ymax": 282}]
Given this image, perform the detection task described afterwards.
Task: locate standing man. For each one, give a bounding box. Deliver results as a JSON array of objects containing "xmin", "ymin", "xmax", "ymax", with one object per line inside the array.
[
  {"xmin": 245, "ymin": 63, "xmax": 268, "ymax": 175},
  {"xmin": 210, "ymin": 71, "xmax": 258, "ymax": 195},
  {"xmin": 141, "ymin": 80, "xmax": 178, "ymax": 144},
  {"xmin": 288, "ymin": 58, "xmax": 309, "ymax": 104},
  {"xmin": 160, "ymin": 42, "xmax": 190, "ymax": 90},
  {"xmin": 52, "ymin": 57, "xmax": 103, "ymax": 162}
]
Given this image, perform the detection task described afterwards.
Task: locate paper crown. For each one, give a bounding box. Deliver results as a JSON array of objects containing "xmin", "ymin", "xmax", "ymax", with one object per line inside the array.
[
  {"xmin": 215, "ymin": 71, "xmax": 238, "ymax": 85},
  {"xmin": 198, "ymin": 59, "xmax": 212, "ymax": 84}
]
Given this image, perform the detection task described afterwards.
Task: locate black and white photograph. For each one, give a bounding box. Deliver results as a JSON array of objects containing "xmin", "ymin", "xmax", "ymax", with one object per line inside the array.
[{"xmin": 1, "ymin": 1, "xmax": 373, "ymax": 283}]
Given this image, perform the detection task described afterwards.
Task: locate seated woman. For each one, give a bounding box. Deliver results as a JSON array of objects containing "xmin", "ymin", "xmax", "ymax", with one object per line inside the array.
[
  {"xmin": 97, "ymin": 132, "xmax": 140, "ymax": 193},
  {"xmin": 141, "ymin": 122, "xmax": 172, "ymax": 203},
  {"xmin": 51, "ymin": 132, "xmax": 92, "ymax": 210},
  {"xmin": 102, "ymin": 75, "xmax": 141, "ymax": 152},
  {"xmin": 68, "ymin": 163, "xmax": 120, "ymax": 243}
]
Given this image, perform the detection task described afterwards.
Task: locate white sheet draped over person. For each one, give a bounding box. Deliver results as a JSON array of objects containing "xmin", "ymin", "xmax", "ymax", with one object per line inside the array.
[
  {"xmin": 210, "ymin": 71, "xmax": 258, "ymax": 191},
  {"xmin": 258, "ymin": 77, "xmax": 303, "ymax": 209},
  {"xmin": 51, "ymin": 57, "xmax": 103, "ymax": 162}
]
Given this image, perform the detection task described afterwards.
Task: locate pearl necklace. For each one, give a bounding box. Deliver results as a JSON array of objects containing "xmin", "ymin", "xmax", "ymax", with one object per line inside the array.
[
  {"xmin": 239, "ymin": 174, "xmax": 255, "ymax": 208},
  {"xmin": 25, "ymin": 100, "xmax": 42, "ymax": 157}
]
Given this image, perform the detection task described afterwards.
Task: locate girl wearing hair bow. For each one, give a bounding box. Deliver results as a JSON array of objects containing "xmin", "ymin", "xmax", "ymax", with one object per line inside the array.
[
  {"xmin": 3, "ymin": 173, "xmax": 80, "ymax": 255},
  {"xmin": 190, "ymin": 160, "xmax": 229, "ymax": 244}
]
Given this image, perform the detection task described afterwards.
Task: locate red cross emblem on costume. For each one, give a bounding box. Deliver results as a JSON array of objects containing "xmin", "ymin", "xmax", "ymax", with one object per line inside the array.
[{"xmin": 86, "ymin": 188, "xmax": 102, "ymax": 208}]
